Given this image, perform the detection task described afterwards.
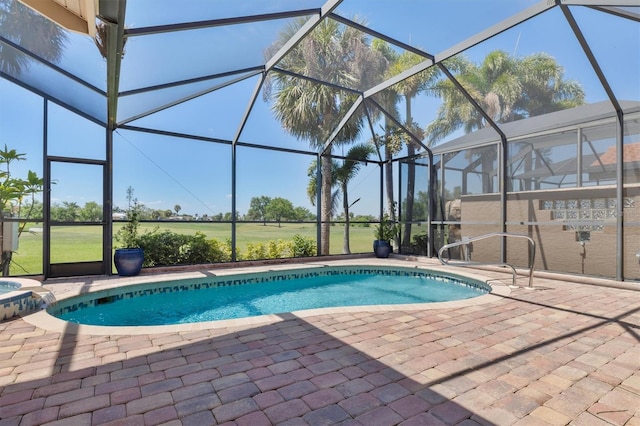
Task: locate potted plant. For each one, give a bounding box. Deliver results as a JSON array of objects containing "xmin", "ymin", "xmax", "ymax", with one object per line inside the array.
[
  {"xmin": 0, "ymin": 145, "xmax": 44, "ymax": 276},
  {"xmin": 373, "ymin": 212, "xmax": 397, "ymax": 258},
  {"xmin": 114, "ymin": 187, "xmax": 144, "ymax": 276}
]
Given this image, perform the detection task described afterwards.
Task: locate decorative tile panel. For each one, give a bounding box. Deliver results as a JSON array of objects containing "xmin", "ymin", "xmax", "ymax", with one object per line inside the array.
[{"xmin": 539, "ymin": 196, "xmax": 634, "ymax": 231}]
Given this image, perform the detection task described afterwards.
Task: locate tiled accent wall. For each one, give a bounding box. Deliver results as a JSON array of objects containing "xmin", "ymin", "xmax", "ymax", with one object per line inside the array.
[
  {"xmin": 540, "ymin": 197, "xmax": 634, "ymax": 231},
  {"xmin": 461, "ymin": 186, "xmax": 640, "ymax": 279},
  {"xmin": 50, "ymin": 266, "xmax": 489, "ymax": 317},
  {"xmin": 1, "ymin": 291, "xmax": 41, "ymax": 321}
]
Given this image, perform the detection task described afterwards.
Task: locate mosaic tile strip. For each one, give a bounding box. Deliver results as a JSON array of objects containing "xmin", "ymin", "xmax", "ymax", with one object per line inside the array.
[{"xmin": 1, "ymin": 291, "xmax": 41, "ymax": 321}]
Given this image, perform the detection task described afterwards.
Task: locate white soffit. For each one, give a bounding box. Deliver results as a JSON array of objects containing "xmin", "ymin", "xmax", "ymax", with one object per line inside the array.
[{"xmin": 18, "ymin": 0, "xmax": 97, "ymax": 36}]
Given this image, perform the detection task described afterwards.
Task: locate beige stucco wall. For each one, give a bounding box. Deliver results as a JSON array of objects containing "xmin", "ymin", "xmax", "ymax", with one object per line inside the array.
[{"xmin": 456, "ymin": 185, "xmax": 640, "ymax": 281}]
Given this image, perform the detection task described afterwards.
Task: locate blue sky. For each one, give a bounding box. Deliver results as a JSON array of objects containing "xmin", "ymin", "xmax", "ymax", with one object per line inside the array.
[{"xmin": 1, "ymin": 1, "xmax": 638, "ymax": 218}]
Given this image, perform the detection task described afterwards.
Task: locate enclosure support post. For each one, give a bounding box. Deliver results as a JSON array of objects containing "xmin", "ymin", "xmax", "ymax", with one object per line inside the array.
[
  {"xmin": 500, "ymin": 135, "xmax": 508, "ymax": 264},
  {"xmin": 42, "ymin": 101, "xmax": 50, "ymax": 278},
  {"xmin": 105, "ymin": 127, "xmax": 113, "ymax": 275},
  {"xmin": 615, "ymin": 112, "xmax": 624, "ymax": 281},
  {"xmin": 427, "ymin": 151, "xmax": 435, "ymax": 258},
  {"xmin": 560, "ymin": 2, "xmax": 624, "ymax": 280},
  {"xmin": 317, "ymin": 154, "xmax": 322, "ymax": 256}
]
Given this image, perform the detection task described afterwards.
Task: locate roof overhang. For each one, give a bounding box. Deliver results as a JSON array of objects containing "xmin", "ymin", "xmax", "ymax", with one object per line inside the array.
[{"xmin": 18, "ymin": 0, "xmax": 97, "ymax": 36}]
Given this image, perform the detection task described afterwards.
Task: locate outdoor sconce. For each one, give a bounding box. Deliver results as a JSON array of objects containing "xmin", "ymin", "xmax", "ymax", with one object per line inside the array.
[{"xmin": 575, "ymin": 231, "xmax": 590, "ymax": 246}]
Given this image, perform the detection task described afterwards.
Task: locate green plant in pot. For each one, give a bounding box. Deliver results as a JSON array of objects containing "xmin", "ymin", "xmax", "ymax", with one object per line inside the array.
[
  {"xmin": 373, "ymin": 212, "xmax": 397, "ymax": 258},
  {"xmin": 114, "ymin": 186, "xmax": 144, "ymax": 276},
  {"xmin": 0, "ymin": 145, "xmax": 44, "ymax": 276}
]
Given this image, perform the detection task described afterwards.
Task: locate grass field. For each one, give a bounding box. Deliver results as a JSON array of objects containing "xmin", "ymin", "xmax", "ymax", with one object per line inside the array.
[{"xmin": 11, "ymin": 222, "xmax": 376, "ymax": 276}]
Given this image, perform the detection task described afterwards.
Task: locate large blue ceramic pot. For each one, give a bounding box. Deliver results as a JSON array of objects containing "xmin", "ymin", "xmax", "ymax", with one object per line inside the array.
[
  {"xmin": 114, "ymin": 248, "xmax": 144, "ymax": 276},
  {"xmin": 373, "ymin": 240, "xmax": 391, "ymax": 258}
]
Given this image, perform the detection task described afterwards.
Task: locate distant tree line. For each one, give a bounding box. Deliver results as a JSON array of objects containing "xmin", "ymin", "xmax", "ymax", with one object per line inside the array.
[
  {"xmin": 20, "ymin": 185, "xmax": 462, "ymax": 226},
  {"xmin": 20, "ymin": 196, "xmax": 325, "ymax": 224},
  {"xmin": 245, "ymin": 196, "xmax": 315, "ymax": 226}
]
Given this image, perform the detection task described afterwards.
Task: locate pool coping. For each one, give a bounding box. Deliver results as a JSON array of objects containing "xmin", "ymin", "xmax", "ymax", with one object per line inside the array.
[{"xmin": 22, "ymin": 258, "xmax": 511, "ymax": 336}]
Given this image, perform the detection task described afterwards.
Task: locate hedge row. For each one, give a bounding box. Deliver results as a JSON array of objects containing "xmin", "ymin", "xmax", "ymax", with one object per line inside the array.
[{"xmin": 137, "ymin": 230, "xmax": 316, "ymax": 267}]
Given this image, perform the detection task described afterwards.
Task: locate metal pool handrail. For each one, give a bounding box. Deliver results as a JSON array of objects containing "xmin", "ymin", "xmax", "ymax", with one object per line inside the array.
[{"xmin": 437, "ymin": 232, "xmax": 536, "ymax": 288}]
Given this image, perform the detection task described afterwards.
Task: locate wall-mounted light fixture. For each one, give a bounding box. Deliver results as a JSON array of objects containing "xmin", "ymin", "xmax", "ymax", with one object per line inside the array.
[{"xmin": 576, "ymin": 231, "xmax": 590, "ymax": 246}]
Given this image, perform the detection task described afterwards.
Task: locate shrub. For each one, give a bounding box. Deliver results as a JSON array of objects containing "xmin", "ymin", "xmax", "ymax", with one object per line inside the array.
[
  {"xmin": 138, "ymin": 230, "xmax": 230, "ymax": 266},
  {"xmin": 208, "ymin": 238, "xmax": 232, "ymax": 262},
  {"xmin": 410, "ymin": 233, "xmax": 429, "ymax": 256},
  {"xmin": 289, "ymin": 234, "xmax": 316, "ymax": 257},
  {"xmin": 267, "ymin": 240, "xmax": 288, "ymax": 259},
  {"xmin": 137, "ymin": 231, "xmax": 316, "ymax": 266},
  {"xmin": 244, "ymin": 242, "xmax": 266, "ymax": 260},
  {"xmin": 242, "ymin": 235, "xmax": 315, "ymax": 260}
]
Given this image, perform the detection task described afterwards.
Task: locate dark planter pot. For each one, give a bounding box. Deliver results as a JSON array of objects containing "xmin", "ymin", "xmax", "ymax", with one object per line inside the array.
[
  {"xmin": 373, "ymin": 240, "xmax": 391, "ymax": 258},
  {"xmin": 114, "ymin": 248, "xmax": 144, "ymax": 276}
]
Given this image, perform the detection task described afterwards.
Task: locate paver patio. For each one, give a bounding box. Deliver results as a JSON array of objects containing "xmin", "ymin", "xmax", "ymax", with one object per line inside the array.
[{"xmin": 0, "ymin": 258, "xmax": 638, "ymax": 425}]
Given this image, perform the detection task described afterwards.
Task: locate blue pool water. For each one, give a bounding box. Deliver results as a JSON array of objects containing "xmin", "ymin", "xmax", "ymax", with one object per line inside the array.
[{"xmin": 53, "ymin": 267, "xmax": 488, "ymax": 326}]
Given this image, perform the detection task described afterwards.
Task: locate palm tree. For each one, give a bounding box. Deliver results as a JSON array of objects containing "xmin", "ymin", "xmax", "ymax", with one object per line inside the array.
[
  {"xmin": 370, "ymin": 44, "xmax": 468, "ymax": 249},
  {"xmin": 0, "ymin": 0, "xmax": 67, "ymax": 74},
  {"xmin": 370, "ymin": 40, "xmax": 402, "ymax": 228},
  {"xmin": 265, "ymin": 18, "xmax": 385, "ymax": 255},
  {"xmin": 335, "ymin": 144, "xmax": 375, "ymax": 253},
  {"xmin": 387, "ymin": 52, "xmax": 432, "ymax": 248},
  {"xmin": 424, "ymin": 50, "xmax": 585, "ymax": 198},
  {"xmin": 307, "ymin": 143, "xmax": 374, "ymax": 254},
  {"xmin": 426, "ymin": 50, "xmax": 585, "ymax": 144}
]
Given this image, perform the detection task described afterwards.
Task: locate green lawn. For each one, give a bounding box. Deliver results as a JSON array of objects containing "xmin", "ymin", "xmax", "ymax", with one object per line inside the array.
[{"xmin": 11, "ymin": 222, "xmax": 376, "ymax": 276}]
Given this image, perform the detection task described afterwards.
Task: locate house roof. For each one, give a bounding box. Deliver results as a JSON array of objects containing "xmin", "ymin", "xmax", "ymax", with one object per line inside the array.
[
  {"xmin": 432, "ymin": 100, "xmax": 640, "ymax": 155},
  {"xmin": 593, "ymin": 141, "xmax": 640, "ymax": 166}
]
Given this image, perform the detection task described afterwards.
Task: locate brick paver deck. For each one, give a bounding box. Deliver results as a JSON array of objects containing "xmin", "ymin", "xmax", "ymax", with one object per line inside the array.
[{"xmin": 1, "ymin": 259, "xmax": 638, "ymax": 425}]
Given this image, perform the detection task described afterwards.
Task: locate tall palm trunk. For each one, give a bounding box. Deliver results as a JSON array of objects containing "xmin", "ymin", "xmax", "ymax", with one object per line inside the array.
[
  {"xmin": 384, "ymin": 117, "xmax": 397, "ymax": 248},
  {"xmin": 402, "ymin": 96, "xmax": 416, "ymax": 250},
  {"xmin": 321, "ymin": 153, "xmax": 332, "ymax": 255},
  {"xmin": 403, "ymin": 145, "xmax": 416, "ymax": 249},
  {"xmin": 342, "ymin": 181, "xmax": 351, "ymax": 254}
]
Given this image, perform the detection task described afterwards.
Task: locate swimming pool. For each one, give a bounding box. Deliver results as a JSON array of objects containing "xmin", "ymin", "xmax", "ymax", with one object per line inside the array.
[{"xmin": 49, "ymin": 265, "xmax": 490, "ymax": 326}]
